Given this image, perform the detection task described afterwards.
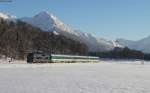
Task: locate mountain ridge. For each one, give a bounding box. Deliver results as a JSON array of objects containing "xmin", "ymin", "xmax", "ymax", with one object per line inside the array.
[{"xmin": 1, "ymin": 11, "xmax": 150, "ymax": 53}]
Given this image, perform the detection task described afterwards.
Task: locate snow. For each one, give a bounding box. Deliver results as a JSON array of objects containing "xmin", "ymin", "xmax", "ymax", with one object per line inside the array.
[
  {"xmin": 0, "ymin": 59, "xmax": 26, "ymax": 64},
  {"xmin": 0, "ymin": 12, "xmax": 16, "ymax": 21},
  {"xmin": 0, "ymin": 61, "xmax": 150, "ymax": 93},
  {"xmin": 53, "ymin": 31, "xmax": 60, "ymax": 35}
]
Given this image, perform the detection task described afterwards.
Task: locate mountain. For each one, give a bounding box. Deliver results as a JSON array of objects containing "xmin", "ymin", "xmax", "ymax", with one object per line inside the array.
[
  {"xmin": 116, "ymin": 36, "xmax": 150, "ymax": 53},
  {"xmin": 21, "ymin": 11, "xmax": 118, "ymax": 52}
]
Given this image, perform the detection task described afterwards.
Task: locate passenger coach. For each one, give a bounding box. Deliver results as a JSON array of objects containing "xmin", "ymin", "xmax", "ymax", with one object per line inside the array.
[{"xmin": 27, "ymin": 52, "xmax": 100, "ymax": 63}]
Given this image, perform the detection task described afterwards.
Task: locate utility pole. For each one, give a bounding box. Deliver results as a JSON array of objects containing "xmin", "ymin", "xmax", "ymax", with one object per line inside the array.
[{"xmin": 16, "ymin": 31, "xmax": 19, "ymax": 59}]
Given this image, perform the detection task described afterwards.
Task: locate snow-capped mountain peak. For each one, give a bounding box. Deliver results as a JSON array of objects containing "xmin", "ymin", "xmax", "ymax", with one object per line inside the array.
[
  {"xmin": 34, "ymin": 11, "xmax": 60, "ymax": 24},
  {"xmin": 34, "ymin": 11, "xmax": 53, "ymax": 18},
  {"xmin": 20, "ymin": 11, "xmax": 120, "ymax": 52},
  {"xmin": 21, "ymin": 11, "xmax": 71, "ymax": 32}
]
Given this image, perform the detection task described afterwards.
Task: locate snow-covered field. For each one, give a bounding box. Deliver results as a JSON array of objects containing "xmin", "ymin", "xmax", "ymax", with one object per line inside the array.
[{"xmin": 0, "ymin": 61, "xmax": 150, "ymax": 93}]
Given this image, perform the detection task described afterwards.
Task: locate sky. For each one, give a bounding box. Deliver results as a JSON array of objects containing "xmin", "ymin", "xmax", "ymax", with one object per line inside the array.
[{"xmin": 0, "ymin": 0, "xmax": 150, "ymax": 40}]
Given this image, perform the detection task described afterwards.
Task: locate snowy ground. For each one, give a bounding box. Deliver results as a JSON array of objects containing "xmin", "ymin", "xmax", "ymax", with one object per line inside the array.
[{"xmin": 0, "ymin": 61, "xmax": 150, "ymax": 93}]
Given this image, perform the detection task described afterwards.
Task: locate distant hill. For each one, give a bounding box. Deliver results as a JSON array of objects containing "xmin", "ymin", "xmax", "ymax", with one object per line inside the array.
[{"xmin": 116, "ymin": 36, "xmax": 150, "ymax": 53}]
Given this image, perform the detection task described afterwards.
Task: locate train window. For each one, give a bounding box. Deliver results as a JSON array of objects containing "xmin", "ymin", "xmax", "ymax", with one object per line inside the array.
[{"xmin": 36, "ymin": 57, "xmax": 41, "ymax": 59}]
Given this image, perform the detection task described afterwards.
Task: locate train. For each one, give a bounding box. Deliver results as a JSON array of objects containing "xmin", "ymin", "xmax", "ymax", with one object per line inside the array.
[{"xmin": 27, "ymin": 52, "xmax": 100, "ymax": 63}]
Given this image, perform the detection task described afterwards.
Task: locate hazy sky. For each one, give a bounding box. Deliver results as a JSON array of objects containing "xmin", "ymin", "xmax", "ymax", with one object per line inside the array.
[{"xmin": 0, "ymin": 0, "xmax": 150, "ymax": 40}]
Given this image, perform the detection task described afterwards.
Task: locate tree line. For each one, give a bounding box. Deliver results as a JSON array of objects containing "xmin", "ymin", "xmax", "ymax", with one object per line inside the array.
[{"xmin": 89, "ymin": 47, "xmax": 150, "ymax": 60}]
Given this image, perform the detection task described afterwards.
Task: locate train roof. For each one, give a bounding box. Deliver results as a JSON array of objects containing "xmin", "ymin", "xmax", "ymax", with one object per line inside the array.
[{"xmin": 51, "ymin": 54, "xmax": 99, "ymax": 59}]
